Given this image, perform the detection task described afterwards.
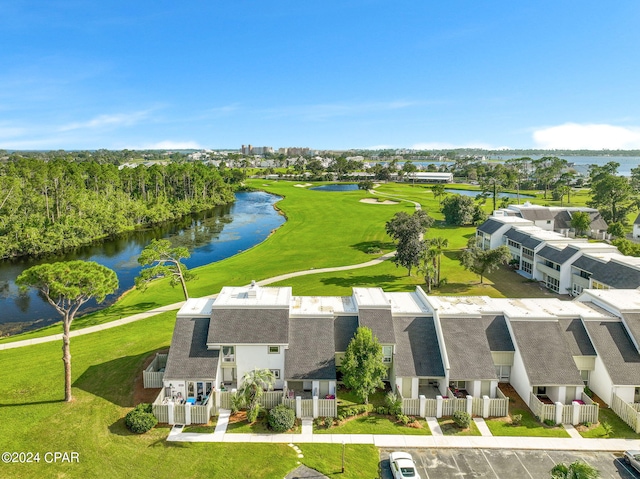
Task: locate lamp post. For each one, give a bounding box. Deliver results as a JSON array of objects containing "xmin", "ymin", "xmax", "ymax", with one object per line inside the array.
[{"xmin": 342, "ymin": 440, "xmax": 345, "ymax": 473}]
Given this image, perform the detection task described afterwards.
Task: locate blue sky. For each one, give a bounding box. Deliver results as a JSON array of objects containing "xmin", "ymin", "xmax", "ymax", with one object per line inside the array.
[{"xmin": 1, "ymin": 1, "xmax": 640, "ymax": 151}]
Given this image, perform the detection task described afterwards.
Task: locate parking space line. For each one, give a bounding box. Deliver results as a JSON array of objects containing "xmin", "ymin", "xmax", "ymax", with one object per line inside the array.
[
  {"xmin": 417, "ymin": 454, "xmax": 431, "ymax": 479},
  {"xmin": 512, "ymin": 451, "xmax": 535, "ymax": 479},
  {"xmin": 449, "ymin": 452, "xmax": 464, "ymax": 477},
  {"xmin": 479, "ymin": 449, "xmax": 501, "ymax": 479},
  {"xmin": 617, "ymin": 458, "xmax": 638, "ymax": 479}
]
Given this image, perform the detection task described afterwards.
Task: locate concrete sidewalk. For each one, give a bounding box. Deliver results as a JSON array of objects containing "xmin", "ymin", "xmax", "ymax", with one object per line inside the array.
[{"xmin": 166, "ymin": 429, "xmax": 639, "ymax": 452}]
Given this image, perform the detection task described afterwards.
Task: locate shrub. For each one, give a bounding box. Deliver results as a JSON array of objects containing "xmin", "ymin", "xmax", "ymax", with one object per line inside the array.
[
  {"xmin": 268, "ymin": 405, "xmax": 296, "ymax": 432},
  {"xmin": 376, "ymin": 406, "xmax": 388, "ymax": 415},
  {"xmin": 453, "ymin": 411, "xmax": 471, "ymax": 429},
  {"xmin": 582, "ymin": 421, "xmax": 592, "ymax": 428},
  {"xmin": 385, "ymin": 391, "xmax": 402, "ymax": 416},
  {"xmin": 511, "ymin": 414, "xmax": 522, "ymax": 426},
  {"xmin": 125, "ymin": 404, "xmax": 157, "ymax": 434},
  {"xmin": 602, "ymin": 421, "xmax": 613, "ymax": 437},
  {"xmin": 584, "ymin": 386, "xmax": 593, "ymax": 398},
  {"xmin": 396, "ymin": 414, "xmax": 410, "ymax": 425},
  {"xmin": 247, "ymin": 404, "xmax": 263, "ymax": 423},
  {"xmin": 543, "ymin": 419, "xmax": 556, "ymax": 427}
]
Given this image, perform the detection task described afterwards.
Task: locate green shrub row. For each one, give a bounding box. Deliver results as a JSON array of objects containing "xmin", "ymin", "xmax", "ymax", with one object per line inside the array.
[{"xmin": 125, "ymin": 403, "xmax": 158, "ymax": 434}]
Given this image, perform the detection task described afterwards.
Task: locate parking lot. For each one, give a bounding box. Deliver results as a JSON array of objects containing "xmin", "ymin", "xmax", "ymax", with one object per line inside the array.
[{"xmin": 379, "ymin": 448, "xmax": 640, "ymax": 479}]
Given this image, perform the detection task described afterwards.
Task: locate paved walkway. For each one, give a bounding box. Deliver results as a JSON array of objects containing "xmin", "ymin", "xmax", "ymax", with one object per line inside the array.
[
  {"xmin": 166, "ymin": 411, "xmax": 640, "ymax": 452},
  {"xmin": 473, "ymin": 417, "xmax": 493, "ymax": 437},
  {"xmin": 0, "ymin": 252, "xmax": 396, "ymax": 351}
]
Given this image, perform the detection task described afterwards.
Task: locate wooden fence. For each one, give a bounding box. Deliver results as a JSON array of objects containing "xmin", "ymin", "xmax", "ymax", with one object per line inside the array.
[
  {"xmin": 143, "ymin": 353, "xmax": 167, "ymax": 388},
  {"xmin": 262, "ymin": 391, "xmax": 285, "ymax": 409},
  {"xmin": 632, "ymin": 403, "xmax": 640, "ymax": 412},
  {"xmin": 318, "ymin": 399, "xmax": 337, "ymax": 417},
  {"xmin": 562, "ymin": 405, "xmax": 573, "ymax": 424},
  {"xmin": 441, "ymin": 398, "xmax": 466, "ymax": 417},
  {"xmin": 472, "ymin": 397, "xmax": 483, "ymax": 417},
  {"xmin": 282, "ymin": 398, "xmax": 296, "ymax": 410},
  {"xmin": 530, "ymin": 393, "xmax": 555, "ymax": 422},
  {"xmin": 402, "ymin": 398, "xmax": 420, "ymax": 416},
  {"xmin": 300, "ymin": 399, "xmax": 313, "ymax": 418},
  {"xmin": 612, "ymin": 393, "xmax": 640, "ymax": 433},
  {"xmin": 488, "ymin": 388, "xmax": 509, "ymax": 417},
  {"xmin": 219, "ymin": 391, "xmax": 232, "ymax": 410}
]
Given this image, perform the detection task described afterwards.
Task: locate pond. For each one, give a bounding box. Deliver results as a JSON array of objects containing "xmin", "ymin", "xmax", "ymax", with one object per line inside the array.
[
  {"xmin": 310, "ymin": 184, "xmax": 359, "ymax": 192},
  {"xmin": 445, "ymin": 189, "xmax": 534, "ymax": 199},
  {"xmin": 0, "ymin": 191, "xmax": 284, "ymax": 336}
]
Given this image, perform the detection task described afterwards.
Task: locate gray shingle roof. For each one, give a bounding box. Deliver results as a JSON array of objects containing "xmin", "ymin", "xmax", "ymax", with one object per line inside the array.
[
  {"xmin": 509, "ymin": 321, "xmax": 584, "ymax": 386},
  {"xmin": 207, "ymin": 308, "xmax": 289, "ymax": 344},
  {"xmin": 554, "ymin": 210, "xmax": 572, "ymax": 230},
  {"xmin": 572, "ymin": 255, "xmax": 600, "ymax": 273},
  {"xmin": 589, "ymin": 261, "xmax": 640, "ymax": 289},
  {"xmin": 440, "ymin": 317, "xmax": 498, "ymax": 381},
  {"xmin": 621, "ymin": 313, "xmax": 640, "ymax": 349},
  {"xmin": 334, "ymin": 316, "xmax": 358, "ymax": 352},
  {"xmin": 559, "ymin": 318, "xmax": 596, "ymax": 356},
  {"xmin": 588, "ymin": 211, "xmax": 608, "ymax": 232},
  {"xmin": 635, "ymin": 213, "xmax": 640, "ymax": 226},
  {"xmin": 537, "ymin": 245, "xmax": 580, "ymax": 265},
  {"xmin": 503, "ymin": 228, "xmax": 543, "ymax": 249},
  {"xmin": 478, "ymin": 219, "xmax": 506, "ymax": 235},
  {"xmin": 584, "ymin": 320, "xmax": 640, "ymax": 385},
  {"xmin": 285, "ymin": 317, "xmax": 336, "ymax": 380},
  {"xmin": 518, "ymin": 208, "xmax": 556, "ymax": 221},
  {"xmin": 164, "ymin": 317, "xmax": 219, "ymax": 380},
  {"xmin": 483, "ymin": 315, "xmax": 515, "ymax": 351},
  {"xmin": 392, "ymin": 316, "xmax": 445, "ymax": 378},
  {"xmin": 358, "ymin": 308, "xmax": 396, "ymax": 344}
]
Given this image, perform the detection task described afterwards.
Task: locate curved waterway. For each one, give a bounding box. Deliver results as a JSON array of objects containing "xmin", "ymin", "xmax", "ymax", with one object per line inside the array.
[{"xmin": 0, "ymin": 191, "xmax": 284, "ymax": 336}]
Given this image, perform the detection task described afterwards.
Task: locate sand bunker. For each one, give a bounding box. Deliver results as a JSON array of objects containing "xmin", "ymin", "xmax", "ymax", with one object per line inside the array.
[
  {"xmin": 294, "ymin": 183, "xmax": 313, "ymax": 188},
  {"xmin": 360, "ymin": 198, "xmax": 399, "ymax": 205}
]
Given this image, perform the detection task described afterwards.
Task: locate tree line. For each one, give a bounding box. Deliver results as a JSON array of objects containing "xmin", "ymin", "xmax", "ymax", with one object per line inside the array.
[{"xmin": 0, "ymin": 155, "xmax": 235, "ymax": 258}]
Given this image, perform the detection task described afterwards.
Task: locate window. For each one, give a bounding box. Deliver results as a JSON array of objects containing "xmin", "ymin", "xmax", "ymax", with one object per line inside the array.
[
  {"xmin": 546, "ymin": 276, "xmax": 560, "ymax": 293},
  {"xmin": 579, "ymin": 270, "xmax": 591, "ymax": 279},
  {"xmin": 521, "ymin": 261, "xmax": 532, "ymax": 275},
  {"xmin": 580, "ymin": 370, "xmax": 589, "ymax": 385},
  {"xmin": 546, "ymin": 220, "xmax": 551, "ymax": 224},
  {"xmin": 495, "ymin": 365, "xmax": 511, "ymax": 382},
  {"xmin": 382, "ymin": 346, "xmax": 393, "ymax": 363},
  {"xmin": 572, "ymin": 284, "xmax": 583, "ymax": 296},
  {"xmin": 591, "ymin": 280, "xmax": 609, "ymax": 290},
  {"xmin": 507, "ymin": 239, "xmax": 521, "ymax": 249},
  {"xmin": 270, "ymin": 369, "xmax": 280, "ymax": 379},
  {"xmin": 222, "ymin": 346, "xmax": 235, "ymax": 362},
  {"xmin": 522, "ymin": 248, "xmax": 534, "ymax": 260},
  {"xmin": 268, "ymin": 346, "xmax": 280, "ymax": 354}
]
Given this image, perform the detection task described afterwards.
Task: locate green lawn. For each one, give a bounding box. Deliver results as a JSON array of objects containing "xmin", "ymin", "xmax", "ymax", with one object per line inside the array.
[
  {"xmin": 437, "ymin": 418, "xmax": 481, "ymax": 436},
  {"xmin": 578, "ymin": 408, "xmax": 640, "ymax": 439},
  {"xmin": 298, "ymin": 444, "xmax": 380, "ymax": 479},
  {"xmin": 0, "ymin": 311, "xmax": 375, "ymax": 479},
  {"xmin": 485, "ymin": 409, "xmax": 570, "ymax": 437},
  {"xmin": 314, "ymin": 414, "xmax": 431, "ymax": 435},
  {"xmin": 226, "ymin": 416, "xmax": 301, "ymax": 434}
]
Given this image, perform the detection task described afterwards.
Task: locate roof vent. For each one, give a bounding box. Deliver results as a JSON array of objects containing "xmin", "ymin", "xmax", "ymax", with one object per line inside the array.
[{"xmin": 247, "ymin": 280, "xmax": 258, "ymax": 298}]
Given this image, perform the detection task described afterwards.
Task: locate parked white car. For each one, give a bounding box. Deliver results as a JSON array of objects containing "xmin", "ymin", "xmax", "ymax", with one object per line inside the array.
[
  {"xmin": 389, "ymin": 451, "xmax": 421, "ymax": 479},
  {"xmin": 624, "ymin": 450, "xmax": 640, "ymax": 473}
]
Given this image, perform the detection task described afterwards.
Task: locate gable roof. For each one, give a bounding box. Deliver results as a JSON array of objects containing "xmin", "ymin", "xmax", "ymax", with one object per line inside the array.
[
  {"xmin": 509, "ymin": 320, "xmax": 584, "ymax": 386},
  {"xmin": 584, "ymin": 320, "xmax": 640, "ymax": 385},
  {"xmin": 537, "ymin": 245, "xmax": 580, "ymax": 265},
  {"xmin": 334, "ymin": 316, "xmax": 358, "ymax": 352},
  {"xmin": 358, "ymin": 308, "xmax": 396, "ymax": 344},
  {"xmin": 483, "ymin": 315, "xmax": 515, "ymax": 351},
  {"xmin": 518, "ymin": 208, "xmax": 556, "ymax": 221},
  {"xmin": 559, "ymin": 318, "xmax": 596, "ymax": 356},
  {"xmin": 589, "ymin": 261, "xmax": 640, "ymax": 289},
  {"xmin": 478, "ymin": 219, "xmax": 506, "ymax": 235},
  {"xmin": 635, "ymin": 213, "xmax": 640, "ymax": 226},
  {"xmin": 285, "ymin": 317, "xmax": 336, "ymax": 380},
  {"xmin": 588, "ymin": 211, "xmax": 608, "ymax": 231},
  {"xmin": 440, "ymin": 317, "xmax": 498, "ymax": 381},
  {"xmin": 503, "ymin": 228, "xmax": 543, "ymax": 249},
  {"xmin": 554, "ymin": 210, "xmax": 572, "ymax": 230},
  {"xmin": 207, "ymin": 308, "xmax": 289, "ymax": 344},
  {"xmin": 572, "ymin": 255, "xmax": 600, "ymax": 273},
  {"xmin": 392, "ymin": 316, "xmax": 444, "ymax": 378},
  {"xmin": 164, "ymin": 317, "xmax": 219, "ymax": 381}
]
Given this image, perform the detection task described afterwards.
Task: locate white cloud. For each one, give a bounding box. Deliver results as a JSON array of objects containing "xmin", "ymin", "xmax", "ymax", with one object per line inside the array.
[
  {"xmin": 533, "ymin": 123, "xmax": 640, "ymax": 149},
  {"xmin": 59, "ymin": 110, "xmax": 151, "ymax": 132}
]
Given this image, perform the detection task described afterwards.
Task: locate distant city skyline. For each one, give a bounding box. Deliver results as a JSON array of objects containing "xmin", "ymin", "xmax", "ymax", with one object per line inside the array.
[{"xmin": 1, "ymin": 1, "xmax": 639, "ymax": 151}]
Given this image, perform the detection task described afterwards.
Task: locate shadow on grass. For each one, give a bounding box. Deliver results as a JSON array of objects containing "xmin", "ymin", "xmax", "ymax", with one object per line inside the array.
[
  {"xmin": 72, "ymin": 302, "xmax": 160, "ymax": 330},
  {"xmin": 350, "ymin": 241, "xmax": 395, "ymax": 253},
  {"xmin": 0, "ymin": 399, "xmax": 64, "ymax": 407},
  {"xmin": 109, "ymin": 416, "xmax": 138, "ymax": 437},
  {"xmin": 320, "ymin": 275, "xmax": 408, "ymax": 291},
  {"xmin": 74, "ymin": 348, "xmax": 165, "ymax": 407}
]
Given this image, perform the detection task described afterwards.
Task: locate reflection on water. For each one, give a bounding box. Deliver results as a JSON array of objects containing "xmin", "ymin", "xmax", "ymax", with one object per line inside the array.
[
  {"xmin": 0, "ymin": 191, "xmax": 284, "ymax": 335},
  {"xmin": 445, "ymin": 189, "xmax": 534, "ymax": 199}
]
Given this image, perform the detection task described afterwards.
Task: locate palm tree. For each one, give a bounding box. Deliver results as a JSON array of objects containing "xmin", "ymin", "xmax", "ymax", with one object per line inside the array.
[
  {"xmin": 550, "ymin": 460, "xmax": 600, "ymax": 479},
  {"xmin": 429, "ymin": 236, "xmax": 449, "ymax": 287},
  {"xmin": 237, "ymin": 368, "xmax": 275, "ymax": 422},
  {"xmin": 419, "ymin": 248, "xmax": 437, "ymax": 293}
]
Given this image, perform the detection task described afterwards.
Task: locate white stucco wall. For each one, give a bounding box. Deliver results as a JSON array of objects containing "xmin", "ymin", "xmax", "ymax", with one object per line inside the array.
[
  {"xmin": 509, "ymin": 346, "xmax": 532, "ymax": 406},
  {"xmin": 546, "ymin": 386, "xmax": 565, "ymax": 404},
  {"xmin": 614, "ymin": 386, "xmax": 635, "ymax": 404},
  {"xmin": 588, "ymin": 354, "xmax": 614, "ymax": 406},
  {"xmin": 236, "ymin": 344, "xmax": 286, "ymax": 390}
]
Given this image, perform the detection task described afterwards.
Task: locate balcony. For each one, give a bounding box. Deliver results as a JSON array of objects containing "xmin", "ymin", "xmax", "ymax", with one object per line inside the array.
[{"xmin": 536, "ymin": 262, "xmax": 560, "ymax": 278}]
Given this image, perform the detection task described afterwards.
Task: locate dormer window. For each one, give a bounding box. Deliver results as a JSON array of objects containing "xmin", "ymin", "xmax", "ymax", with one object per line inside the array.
[{"xmin": 268, "ymin": 346, "xmax": 280, "ymax": 354}]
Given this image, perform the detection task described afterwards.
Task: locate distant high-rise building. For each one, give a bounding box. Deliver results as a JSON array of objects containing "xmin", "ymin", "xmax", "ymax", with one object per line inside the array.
[{"xmin": 241, "ymin": 144, "xmax": 273, "ymax": 155}]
